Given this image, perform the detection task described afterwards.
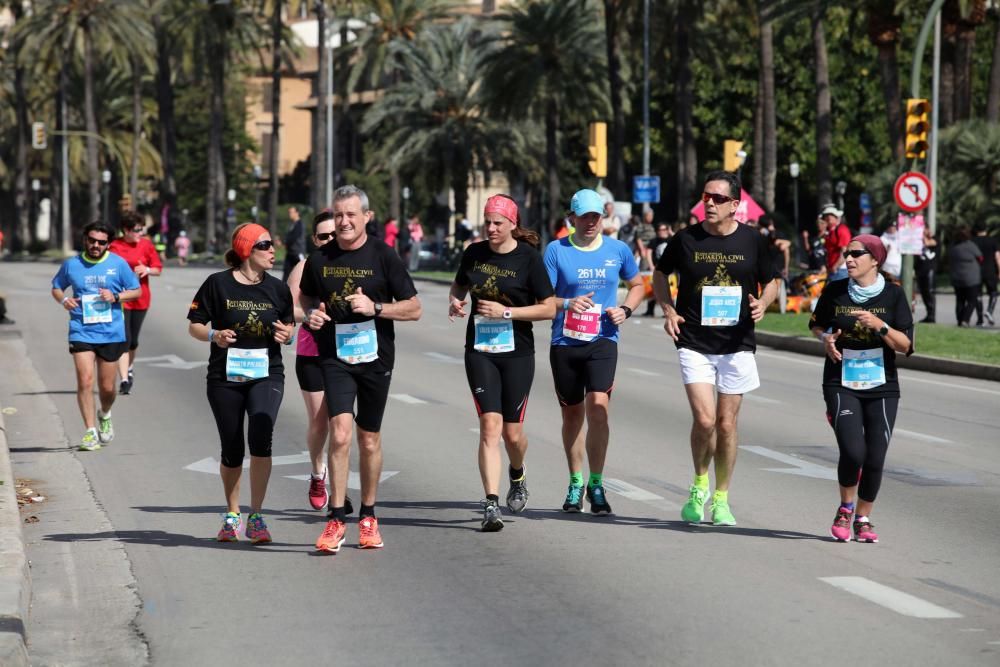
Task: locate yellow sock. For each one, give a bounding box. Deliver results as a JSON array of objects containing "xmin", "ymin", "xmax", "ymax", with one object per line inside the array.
[
  {"xmin": 693, "ymin": 474, "xmax": 709, "ymax": 490},
  {"xmin": 713, "ymin": 489, "xmax": 728, "ymax": 503}
]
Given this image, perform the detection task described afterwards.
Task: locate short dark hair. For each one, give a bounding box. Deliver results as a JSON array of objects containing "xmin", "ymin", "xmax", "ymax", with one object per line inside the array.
[
  {"xmin": 313, "ymin": 208, "xmax": 334, "ymax": 233},
  {"xmin": 973, "ymin": 221, "xmax": 987, "ymax": 234},
  {"xmin": 119, "ymin": 210, "xmax": 143, "ymax": 232},
  {"xmin": 703, "ymin": 170, "xmax": 741, "ymax": 200},
  {"xmin": 954, "ymin": 225, "xmax": 973, "ymax": 243},
  {"xmin": 82, "ymin": 221, "xmax": 113, "ymax": 238}
]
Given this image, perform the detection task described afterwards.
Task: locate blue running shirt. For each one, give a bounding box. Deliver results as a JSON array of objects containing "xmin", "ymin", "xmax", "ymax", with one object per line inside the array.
[
  {"xmin": 544, "ymin": 235, "xmax": 639, "ymax": 345},
  {"xmin": 52, "ymin": 253, "xmax": 139, "ymax": 343}
]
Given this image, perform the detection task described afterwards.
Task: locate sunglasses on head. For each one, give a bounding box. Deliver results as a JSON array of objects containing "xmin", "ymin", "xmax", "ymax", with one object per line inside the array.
[
  {"xmin": 843, "ymin": 249, "xmax": 871, "ymax": 258},
  {"xmin": 315, "ymin": 232, "xmax": 335, "ymax": 242},
  {"xmin": 86, "ymin": 236, "xmax": 109, "ymax": 246},
  {"xmin": 253, "ymin": 240, "xmax": 274, "ymax": 251},
  {"xmin": 701, "ymin": 192, "xmax": 734, "ymax": 205}
]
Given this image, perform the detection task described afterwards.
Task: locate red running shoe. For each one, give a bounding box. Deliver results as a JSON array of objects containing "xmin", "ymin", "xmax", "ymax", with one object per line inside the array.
[
  {"xmin": 316, "ymin": 519, "xmax": 346, "ymax": 553},
  {"xmin": 308, "ymin": 471, "xmax": 328, "ymax": 510},
  {"xmin": 358, "ymin": 516, "xmax": 384, "ymax": 549}
]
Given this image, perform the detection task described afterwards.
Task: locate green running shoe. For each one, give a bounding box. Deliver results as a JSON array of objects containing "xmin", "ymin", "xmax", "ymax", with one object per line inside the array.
[
  {"xmin": 681, "ymin": 485, "xmax": 708, "ymax": 524},
  {"xmin": 711, "ymin": 498, "xmax": 736, "ymax": 526},
  {"xmin": 562, "ymin": 484, "xmax": 584, "ymax": 513},
  {"xmin": 98, "ymin": 412, "xmax": 114, "ymax": 444},
  {"xmin": 79, "ymin": 429, "xmax": 101, "ymax": 452}
]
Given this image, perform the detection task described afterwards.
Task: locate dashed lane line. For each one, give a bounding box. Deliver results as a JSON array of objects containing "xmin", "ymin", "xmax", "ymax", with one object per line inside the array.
[
  {"xmin": 389, "ymin": 393, "xmax": 428, "ymax": 405},
  {"xmin": 819, "ymin": 577, "xmax": 963, "ymax": 619}
]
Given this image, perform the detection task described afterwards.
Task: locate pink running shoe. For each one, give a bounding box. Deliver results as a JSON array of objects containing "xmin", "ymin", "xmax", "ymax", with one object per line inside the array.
[
  {"xmin": 853, "ymin": 517, "xmax": 879, "ymax": 543},
  {"xmin": 308, "ymin": 471, "xmax": 328, "ymax": 510},
  {"xmin": 830, "ymin": 507, "xmax": 852, "ymax": 542},
  {"xmin": 245, "ymin": 513, "xmax": 272, "ymax": 544}
]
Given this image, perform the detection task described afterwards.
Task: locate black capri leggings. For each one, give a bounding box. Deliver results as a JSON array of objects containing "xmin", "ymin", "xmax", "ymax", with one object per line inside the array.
[
  {"xmin": 123, "ymin": 309, "xmax": 147, "ymax": 351},
  {"xmin": 823, "ymin": 387, "xmax": 898, "ymax": 503},
  {"xmin": 464, "ymin": 350, "xmax": 535, "ymax": 423},
  {"xmin": 207, "ymin": 378, "xmax": 284, "ymax": 468}
]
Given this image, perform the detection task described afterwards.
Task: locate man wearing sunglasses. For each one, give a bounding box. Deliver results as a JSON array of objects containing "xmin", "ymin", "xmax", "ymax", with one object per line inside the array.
[
  {"xmin": 51, "ymin": 222, "xmax": 142, "ymax": 451},
  {"xmin": 652, "ymin": 171, "xmax": 780, "ymax": 527}
]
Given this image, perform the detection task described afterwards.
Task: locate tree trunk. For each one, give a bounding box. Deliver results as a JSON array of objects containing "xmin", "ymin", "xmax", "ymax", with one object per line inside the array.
[
  {"xmin": 452, "ymin": 162, "xmax": 469, "ymax": 219},
  {"xmin": 876, "ymin": 42, "xmax": 903, "ymax": 161},
  {"xmin": 760, "ymin": 14, "xmax": 776, "ymax": 212},
  {"xmin": 674, "ymin": 4, "xmax": 696, "ymax": 221},
  {"xmin": 14, "ymin": 42, "xmax": 30, "ymax": 251},
  {"xmin": 314, "ymin": 1, "xmax": 328, "ymax": 211},
  {"xmin": 813, "ymin": 3, "xmax": 832, "ymax": 206},
  {"xmin": 154, "ymin": 13, "xmax": 178, "ymax": 221},
  {"xmin": 129, "ymin": 54, "xmax": 143, "ymax": 203},
  {"xmin": 268, "ymin": 0, "xmax": 283, "ymax": 235},
  {"xmin": 604, "ymin": 0, "xmax": 626, "ymax": 195},
  {"xmin": 989, "ymin": 14, "xmax": 1000, "ymax": 123},
  {"xmin": 752, "ymin": 67, "xmax": 764, "ymax": 202},
  {"xmin": 83, "ymin": 22, "xmax": 101, "ymax": 222},
  {"xmin": 206, "ymin": 37, "xmax": 226, "ymax": 252},
  {"xmin": 545, "ymin": 99, "xmax": 560, "ymax": 231},
  {"xmin": 954, "ymin": 26, "xmax": 976, "ymax": 121},
  {"xmin": 940, "ymin": 29, "xmax": 956, "ymax": 128},
  {"xmin": 390, "ymin": 170, "xmax": 400, "ymax": 219}
]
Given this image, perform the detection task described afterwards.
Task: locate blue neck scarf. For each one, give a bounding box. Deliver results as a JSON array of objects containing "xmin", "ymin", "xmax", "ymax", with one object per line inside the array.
[{"xmin": 848, "ymin": 273, "xmax": 885, "ymax": 304}]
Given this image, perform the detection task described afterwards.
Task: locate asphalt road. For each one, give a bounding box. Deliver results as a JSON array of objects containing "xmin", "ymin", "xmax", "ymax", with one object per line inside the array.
[{"xmin": 2, "ymin": 261, "xmax": 999, "ymax": 666}]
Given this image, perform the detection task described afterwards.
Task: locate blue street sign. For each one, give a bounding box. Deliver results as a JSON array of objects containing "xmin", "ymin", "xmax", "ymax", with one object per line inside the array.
[{"xmin": 633, "ymin": 176, "xmax": 660, "ymax": 204}]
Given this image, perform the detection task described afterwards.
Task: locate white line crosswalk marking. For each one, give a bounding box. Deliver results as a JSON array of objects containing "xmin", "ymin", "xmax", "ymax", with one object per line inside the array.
[{"xmin": 819, "ymin": 577, "xmax": 963, "ymax": 619}]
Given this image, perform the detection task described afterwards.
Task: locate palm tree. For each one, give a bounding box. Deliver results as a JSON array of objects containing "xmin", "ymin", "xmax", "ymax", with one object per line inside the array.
[
  {"xmin": 812, "ymin": 1, "xmax": 832, "ymax": 205},
  {"xmin": 4, "ymin": 1, "xmax": 31, "ymax": 251},
  {"xmin": 604, "ymin": 0, "xmax": 627, "ymax": 195},
  {"xmin": 989, "ymin": 6, "xmax": 1000, "ymax": 123},
  {"xmin": 485, "ymin": 0, "xmax": 608, "ymax": 230},
  {"xmin": 362, "ymin": 18, "xmax": 529, "ymax": 217},
  {"xmin": 758, "ymin": 0, "xmax": 776, "ymax": 212},
  {"xmin": 867, "ymin": 0, "xmax": 904, "ymax": 160}
]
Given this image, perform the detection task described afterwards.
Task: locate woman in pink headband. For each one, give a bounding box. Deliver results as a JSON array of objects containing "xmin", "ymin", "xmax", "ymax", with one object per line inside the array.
[{"xmin": 448, "ymin": 194, "xmax": 556, "ymax": 531}]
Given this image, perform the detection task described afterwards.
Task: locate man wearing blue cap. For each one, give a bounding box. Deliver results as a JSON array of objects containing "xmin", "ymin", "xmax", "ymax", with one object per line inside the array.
[
  {"xmin": 544, "ymin": 189, "xmax": 645, "ymax": 515},
  {"xmin": 652, "ymin": 171, "xmax": 779, "ymax": 526}
]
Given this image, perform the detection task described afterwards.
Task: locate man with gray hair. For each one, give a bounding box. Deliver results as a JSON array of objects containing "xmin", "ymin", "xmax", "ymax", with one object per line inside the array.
[{"xmin": 299, "ymin": 185, "xmax": 423, "ymax": 553}]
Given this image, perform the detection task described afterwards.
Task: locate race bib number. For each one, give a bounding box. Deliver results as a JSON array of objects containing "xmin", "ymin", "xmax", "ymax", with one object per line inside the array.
[
  {"xmin": 562, "ymin": 304, "xmax": 602, "ymax": 341},
  {"xmin": 473, "ymin": 315, "xmax": 515, "ymax": 353},
  {"xmin": 701, "ymin": 286, "xmax": 741, "ymax": 326},
  {"xmin": 81, "ymin": 293, "xmax": 113, "ymax": 324},
  {"xmin": 841, "ymin": 348, "xmax": 886, "ymax": 390},
  {"xmin": 225, "ymin": 348, "xmax": 269, "ymax": 383},
  {"xmin": 335, "ymin": 320, "xmax": 378, "ymax": 364}
]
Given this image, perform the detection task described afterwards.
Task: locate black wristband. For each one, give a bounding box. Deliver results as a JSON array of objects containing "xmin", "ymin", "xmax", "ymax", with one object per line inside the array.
[
  {"xmin": 113, "ymin": 292, "xmax": 120, "ymax": 303},
  {"xmin": 621, "ymin": 305, "xmax": 632, "ymax": 319}
]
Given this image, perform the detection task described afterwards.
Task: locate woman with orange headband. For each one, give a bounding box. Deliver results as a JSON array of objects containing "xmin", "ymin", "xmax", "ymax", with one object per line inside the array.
[
  {"xmin": 448, "ymin": 195, "xmax": 556, "ymax": 531},
  {"xmin": 187, "ymin": 222, "xmax": 296, "ymax": 543}
]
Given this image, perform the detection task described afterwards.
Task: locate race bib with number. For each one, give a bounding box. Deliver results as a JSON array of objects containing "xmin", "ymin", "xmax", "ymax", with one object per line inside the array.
[
  {"xmin": 81, "ymin": 293, "xmax": 113, "ymax": 324},
  {"xmin": 841, "ymin": 348, "xmax": 886, "ymax": 390},
  {"xmin": 335, "ymin": 320, "xmax": 379, "ymax": 364},
  {"xmin": 562, "ymin": 304, "xmax": 602, "ymax": 342},
  {"xmin": 473, "ymin": 315, "xmax": 515, "ymax": 353},
  {"xmin": 701, "ymin": 286, "xmax": 741, "ymax": 326},
  {"xmin": 225, "ymin": 348, "xmax": 269, "ymax": 383}
]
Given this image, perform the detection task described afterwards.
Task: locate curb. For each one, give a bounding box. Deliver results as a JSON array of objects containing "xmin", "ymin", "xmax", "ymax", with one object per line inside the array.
[
  {"xmin": 756, "ymin": 331, "xmax": 1000, "ymax": 383},
  {"xmin": 0, "ymin": 406, "xmax": 30, "ymax": 666}
]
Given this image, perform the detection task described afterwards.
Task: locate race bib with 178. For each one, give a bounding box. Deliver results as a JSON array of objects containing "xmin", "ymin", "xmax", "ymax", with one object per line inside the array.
[
  {"xmin": 700, "ymin": 286, "xmax": 741, "ymax": 327},
  {"xmin": 335, "ymin": 320, "xmax": 379, "ymax": 364},
  {"xmin": 473, "ymin": 315, "xmax": 515, "ymax": 353},
  {"xmin": 562, "ymin": 304, "xmax": 602, "ymax": 341},
  {"xmin": 81, "ymin": 293, "xmax": 113, "ymax": 325},
  {"xmin": 225, "ymin": 348, "xmax": 269, "ymax": 383},
  {"xmin": 841, "ymin": 348, "xmax": 886, "ymax": 390}
]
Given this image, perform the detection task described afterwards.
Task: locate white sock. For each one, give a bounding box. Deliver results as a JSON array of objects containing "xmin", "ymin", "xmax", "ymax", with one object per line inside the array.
[
  {"xmin": 311, "ymin": 469, "xmax": 327, "ymax": 480},
  {"xmin": 98, "ymin": 410, "xmax": 111, "ymax": 420},
  {"xmin": 855, "ymin": 515, "xmax": 869, "ymax": 523}
]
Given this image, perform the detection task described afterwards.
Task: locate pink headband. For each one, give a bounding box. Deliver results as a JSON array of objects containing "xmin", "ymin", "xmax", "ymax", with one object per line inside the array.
[
  {"xmin": 484, "ymin": 195, "xmax": 518, "ymax": 225},
  {"xmin": 232, "ymin": 223, "xmax": 269, "ymax": 261}
]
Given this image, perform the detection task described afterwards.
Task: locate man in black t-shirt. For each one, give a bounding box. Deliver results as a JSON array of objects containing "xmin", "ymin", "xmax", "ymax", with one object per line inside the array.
[
  {"xmin": 652, "ymin": 170, "xmax": 779, "ymax": 528},
  {"xmin": 300, "ymin": 185, "xmax": 422, "ymax": 553},
  {"xmin": 972, "ymin": 222, "xmax": 1000, "ymax": 325}
]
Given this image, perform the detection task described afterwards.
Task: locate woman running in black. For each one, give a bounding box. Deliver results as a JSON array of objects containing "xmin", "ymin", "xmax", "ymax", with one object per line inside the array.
[
  {"xmin": 448, "ymin": 195, "xmax": 556, "ymax": 531},
  {"xmin": 187, "ymin": 223, "xmax": 295, "ymax": 543},
  {"xmin": 809, "ymin": 234, "xmax": 913, "ymax": 543}
]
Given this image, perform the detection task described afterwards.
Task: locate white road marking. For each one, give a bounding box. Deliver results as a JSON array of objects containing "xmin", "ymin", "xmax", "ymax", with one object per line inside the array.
[
  {"xmin": 389, "ymin": 393, "xmax": 428, "ymax": 405},
  {"xmin": 819, "ymin": 577, "xmax": 963, "ymax": 619},
  {"xmin": 756, "ymin": 350, "xmax": 822, "ymax": 367},
  {"xmin": 185, "ymin": 452, "xmax": 311, "ymax": 474},
  {"xmin": 134, "ymin": 354, "xmax": 206, "ymax": 370},
  {"xmin": 284, "ymin": 471, "xmax": 399, "ymax": 489},
  {"xmin": 603, "ymin": 478, "xmax": 664, "ymax": 501},
  {"xmin": 741, "ymin": 445, "xmax": 837, "ymax": 480},
  {"xmin": 628, "ymin": 367, "xmax": 659, "ymax": 377},
  {"xmin": 424, "ymin": 351, "xmax": 463, "ymax": 364},
  {"xmin": 469, "ymin": 427, "xmax": 479, "ymax": 433},
  {"xmin": 744, "ymin": 394, "xmax": 781, "ymax": 405},
  {"xmin": 895, "ymin": 428, "xmax": 953, "ymax": 444}
]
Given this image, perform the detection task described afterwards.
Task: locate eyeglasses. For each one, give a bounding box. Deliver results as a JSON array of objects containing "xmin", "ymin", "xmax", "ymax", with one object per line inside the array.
[
  {"xmin": 129, "ymin": 227, "xmax": 145, "ymax": 234},
  {"xmin": 86, "ymin": 236, "xmax": 109, "ymax": 246},
  {"xmin": 701, "ymin": 192, "xmax": 734, "ymax": 205},
  {"xmin": 315, "ymin": 232, "xmax": 334, "ymax": 242},
  {"xmin": 843, "ymin": 249, "xmax": 871, "ymax": 259},
  {"xmin": 253, "ymin": 240, "xmax": 274, "ymax": 251}
]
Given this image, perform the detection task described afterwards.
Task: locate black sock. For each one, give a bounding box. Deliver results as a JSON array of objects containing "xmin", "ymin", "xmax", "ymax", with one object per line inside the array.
[
  {"xmin": 329, "ymin": 505, "xmax": 347, "ymax": 521},
  {"xmin": 486, "ymin": 494, "xmax": 500, "ymax": 503},
  {"xmin": 359, "ymin": 503, "xmax": 376, "ymax": 518},
  {"xmin": 509, "ymin": 465, "xmax": 524, "ymax": 480}
]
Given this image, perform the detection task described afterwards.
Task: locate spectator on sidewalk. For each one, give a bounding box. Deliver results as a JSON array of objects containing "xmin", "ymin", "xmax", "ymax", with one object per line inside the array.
[
  {"xmin": 914, "ymin": 225, "xmax": 938, "ymax": 323},
  {"xmin": 174, "ymin": 230, "xmax": 191, "ymax": 267},
  {"xmin": 821, "ymin": 204, "xmax": 851, "ymax": 282},
  {"xmin": 972, "ymin": 222, "xmax": 1000, "ymax": 326},
  {"xmin": 601, "ymin": 200, "xmax": 621, "ymax": 239},
  {"xmin": 384, "ymin": 217, "xmax": 399, "ymax": 250},
  {"xmin": 407, "ymin": 214, "xmax": 424, "ymax": 271},
  {"xmin": 282, "ymin": 206, "xmax": 305, "ymax": 280},
  {"xmin": 949, "ymin": 225, "xmax": 983, "ymax": 327},
  {"xmin": 880, "ymin": 221, "xmax": 902, "ymax": 281}
]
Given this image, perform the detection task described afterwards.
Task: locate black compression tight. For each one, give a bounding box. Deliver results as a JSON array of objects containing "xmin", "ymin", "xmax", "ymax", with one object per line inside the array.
[
  {"xmin": 823, "ymin": 388, "xmax": 898, "ymax": 503},
  {"xmin": 206, "ymin": 379, "xmax": 284, "ymax": 468}
]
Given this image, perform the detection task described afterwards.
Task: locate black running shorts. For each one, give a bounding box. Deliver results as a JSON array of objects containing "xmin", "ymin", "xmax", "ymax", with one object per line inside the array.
[
  {"xmin": 549, "ymin": 338, "xmax": 618, "ymax": 406},
  {"xmin": 68, "ymin": 340, "xmax": 129, "ymax": 363},
  {"xmin": 295, "ymin": 355, "xmax": 325, "ymax": 393},
  {"xmin": 321, "ymin": 359, "xmax": 393, "ymax": 432},
  {"xmin": 464, "ymin": 350, "xmax": 534, "ymax": 423}
]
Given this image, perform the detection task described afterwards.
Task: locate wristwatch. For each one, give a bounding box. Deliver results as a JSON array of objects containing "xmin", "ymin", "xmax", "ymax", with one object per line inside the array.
[
  {"xmin": 502, "ymin": 309, "xmax": 512, "ymax": 320},
  {"xmin": 621, "ymin": 305, "xmax": 633, "ymax": 319},
  {"xmin": 374, "ymin": 302, "xmax": 383, "ymax": 317},
  {"xmin": 877, "ymin": 323, "xmax": 889, "ymax": 337},
  {"xmin": 113, "ymin": 292, "xmax": 120, "ymax": 303}
]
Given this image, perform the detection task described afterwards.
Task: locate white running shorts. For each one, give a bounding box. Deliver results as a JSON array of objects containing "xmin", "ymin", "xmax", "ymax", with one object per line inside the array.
[{"xmin": 677, "ymin": 348, "xmax": 760, "ymax": 394}]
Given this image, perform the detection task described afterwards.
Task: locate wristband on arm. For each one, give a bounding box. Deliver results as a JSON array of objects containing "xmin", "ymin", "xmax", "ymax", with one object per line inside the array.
[{"xmin": 208, "ymin": 328, "xmax": 215, "ymax": 343}]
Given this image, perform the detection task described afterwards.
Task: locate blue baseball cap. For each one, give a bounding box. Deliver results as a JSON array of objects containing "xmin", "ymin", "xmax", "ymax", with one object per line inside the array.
[{"xmin": 570, "ymin": 189, "xmax": 605, "ymax": 216}]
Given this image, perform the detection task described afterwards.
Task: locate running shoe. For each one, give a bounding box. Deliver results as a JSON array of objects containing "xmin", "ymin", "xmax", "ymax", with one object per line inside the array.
[
  {"xmin": 308, "ymin": 471, "xmax": 328, "ymax": 510},
  {"xmin": 217, "ymin": 512, "xmax": 241, "ymax": 542},
  {"xmin": 358, "ymin": 516, "xmax": 384, "ymax": 549},
  {"xmin": 681, "ymin": 485, "xmax": 708, "ymax": 524},
  {"xmin": 506, "ymin": 476, "xmax": 529, "ymax": 513},
  {"xmin": 711, "ymin": 498, "xmax": 736, "ymax": 526},
  {"xmin": 315, "ymin": 519, "xmax": 347, "ymax": 553},
  {"xmin": 79, "ymin": 429, "xmax": 101, "ymax": 452},
  {"xmin": 119, "ymin": 380, "xmax": 131, "ymax": 395},
  {"xmin": 853, "ymin": 518, "xmax": 879, "ymax": 543},
  {"xmin": 97, "ymin": 413, "xmax": 114, "ymax": 444},
  {"xmin": 481, "ymin": 499, "xmax": 504, "ymax": 532},
  {"xmin": 245, "ymin": 512, "xmax": 272, "ymax": 543},
  {"xmin": 326, "ymin": 496, "xmax": 355, "ymax": 518},
  {"xmin": 830, "ymin": 507, "xmax": 853, "ymax": 542},
  {"xmin": 562, "ymin": 484, "xmax": 584, "ymax": 513},
  {"xmin": 586, "ymin": 484, "xmax": 613, "ymax": 516}
]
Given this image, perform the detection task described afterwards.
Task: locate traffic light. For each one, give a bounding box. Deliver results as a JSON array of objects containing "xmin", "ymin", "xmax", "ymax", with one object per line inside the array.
[
  {"xmin": 905, "ymin": 98, "xmax": 929, "ymax": 159},
  {"xmin": 588, "ymin": 121, "xmax": 607, "ymax": 178},
  {"xmin": 723, "ymin": 139, "xmax": 744, "ymax": 172},
  {"xmin": 31, "ymin": 122, "xmax": 46, "ymax": 150}
]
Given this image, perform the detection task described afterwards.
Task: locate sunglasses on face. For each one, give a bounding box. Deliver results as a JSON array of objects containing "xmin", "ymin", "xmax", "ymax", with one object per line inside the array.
[
  {"xmin": 86, "ymin": 236, "xmax": 109, "ymax": 246},
  {"xmin": 701, "ymin": 192, "xmax": 734, "ymax": 205},
  {"xmin": 315, "ymin": 232, "xmax": 335, "ymax": 242},
  {"xmin": 129, "ymin": 227, "xmax": 145, "ymax": 234},
  {"xmin": 843, "ymin": 249, "xmax": 871, "ymax": 259},
  {"xmin": 253, "ymin": 240, "xmax": 274, "ymax": 251}
]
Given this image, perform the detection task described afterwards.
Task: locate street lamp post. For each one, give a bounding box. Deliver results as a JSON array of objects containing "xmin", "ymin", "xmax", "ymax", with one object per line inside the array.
[
  {"xmin": 790, "ymin": 161, "xmax": 801, "ymax": 263},
  {"xmin": 226, "ymin": 188, "xmax": 237, "ymax": 238},
  {"xmin": 402, "ymin": 186, "xmax": 411, "ymax": 222},
  {"xmin": 253, "ymin": 164, "xmax": 262, "ymax": 224},
  {"xmin": 835, "ymin": 180, "xmax": 847, "ymax": 218},
  {"xmin": 101, "ymin": 170, "xmax": 112, "ymax": 223}
]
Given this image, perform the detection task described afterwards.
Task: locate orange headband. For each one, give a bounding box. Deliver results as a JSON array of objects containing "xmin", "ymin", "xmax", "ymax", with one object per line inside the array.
[
  {"xmin": 232, "ymin": 223, "xmax": 269, "ymax": 261},
  {"xmin": 484, "ymin": 195, "xmax": 518, "ymax": 225}
]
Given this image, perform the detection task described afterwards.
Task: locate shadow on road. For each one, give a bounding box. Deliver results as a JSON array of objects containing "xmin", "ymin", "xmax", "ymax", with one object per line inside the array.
[
  {"xmin": 42, "ymin": 529, "xmax": 306, "ymax": 552},
  {"xmin": 639, "ymin": 520, "xmax": 827, "ymax": 541}
]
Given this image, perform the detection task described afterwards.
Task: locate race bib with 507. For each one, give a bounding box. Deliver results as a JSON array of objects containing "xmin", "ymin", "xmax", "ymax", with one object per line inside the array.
[{"xmin": 700, "ymin": 286, "xmax": 741, "ymax": 326}]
